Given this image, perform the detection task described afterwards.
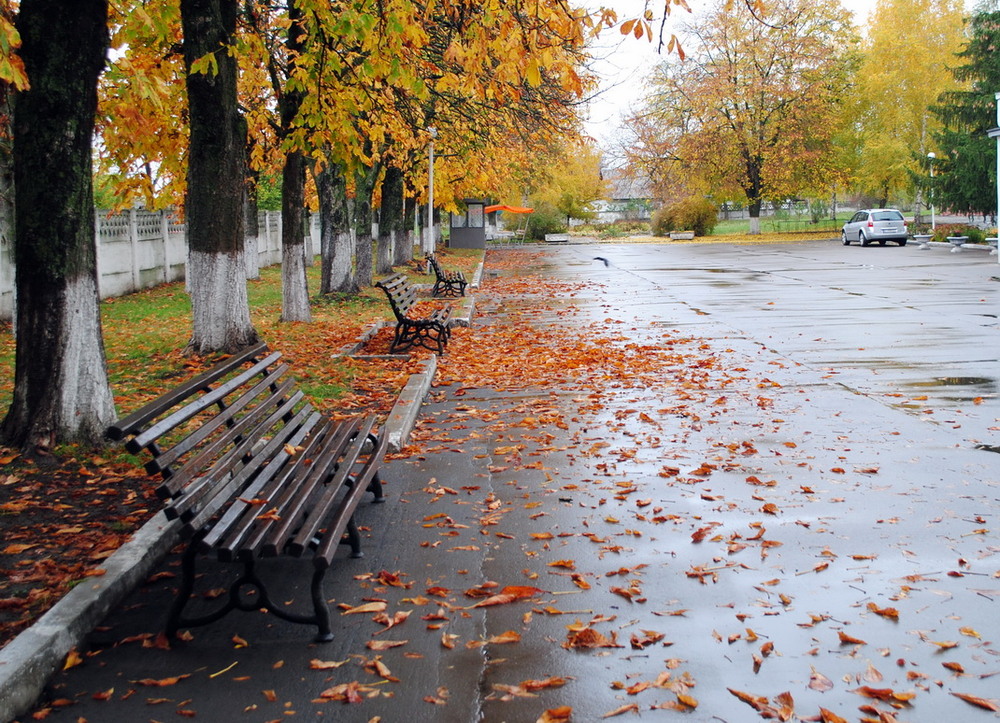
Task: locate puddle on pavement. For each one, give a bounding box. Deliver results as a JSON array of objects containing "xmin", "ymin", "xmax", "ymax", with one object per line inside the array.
[{"xmin": 907, "ymin": 376, "xmax": 996, "ymax": 391}]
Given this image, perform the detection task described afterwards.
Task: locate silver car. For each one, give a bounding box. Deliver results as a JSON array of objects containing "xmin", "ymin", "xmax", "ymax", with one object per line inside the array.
[{"xmin": 842, "ymin": 209, "xmax": 908, "ymax": 246}]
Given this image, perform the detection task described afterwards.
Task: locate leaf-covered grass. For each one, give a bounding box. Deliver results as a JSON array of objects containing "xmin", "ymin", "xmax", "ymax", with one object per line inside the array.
[{"xmin": 0, "ymin": 249, "xmax": 482, "ymax": 417}]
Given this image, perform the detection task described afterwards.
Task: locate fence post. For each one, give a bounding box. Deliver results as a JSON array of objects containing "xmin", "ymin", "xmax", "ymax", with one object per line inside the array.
[
  {"xmin": 128, "ymin": 208, "xmax": 140, "ymax": 293},
  {"xmin": 159, "ymin": 210, "xmax": 170, "ymax": 284},
  {"xmin": 94, "ymin": 210, "xmax": 104, "ymax": 298}
]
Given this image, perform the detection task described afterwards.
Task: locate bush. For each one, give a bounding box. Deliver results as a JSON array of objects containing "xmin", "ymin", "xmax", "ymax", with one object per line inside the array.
[
  {"xmin": 809, "ymin": 199, "xmax": 829, "ymax": 224},
  {"xmin": 652, "ymin": 197, "xmax": 718, "ymax": 237},
  {"xmin": 930, "ymin": 223, "xmax": 986, "ymax": 244},
  {"xmin": 524, "ymin": 202, "xmax": 566, "ymax": 240}
]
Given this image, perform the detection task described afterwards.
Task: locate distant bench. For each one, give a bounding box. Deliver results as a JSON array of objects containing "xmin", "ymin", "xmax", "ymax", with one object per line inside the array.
[
  {"xmin": 426, "ymin": 253, "xmax": 468, "ymax": 297},
  {"xmin": 544, "ymin": 233, "xmax": 569, "ymax": 243},
  {"xmin": 106, "ymin": 342, "xmax": 387, "ymax": 642},
  {"xmin": 375, "ymin": 272, "xmax": 452, "ymax": 354}
]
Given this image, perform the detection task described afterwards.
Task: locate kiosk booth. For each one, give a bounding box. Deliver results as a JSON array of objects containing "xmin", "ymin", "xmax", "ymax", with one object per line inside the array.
[{"xmin": 449, "ymin": 199, "xmax": 487, "ymax": 249}]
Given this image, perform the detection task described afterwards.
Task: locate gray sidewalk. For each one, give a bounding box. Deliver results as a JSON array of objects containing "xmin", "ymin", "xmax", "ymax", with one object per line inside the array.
[{"xmin": 7, "ymin": 240, "xmax": 1000, "ymax": 722}]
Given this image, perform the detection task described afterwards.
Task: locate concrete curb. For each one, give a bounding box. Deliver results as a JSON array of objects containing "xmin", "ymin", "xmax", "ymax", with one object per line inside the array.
[
  {"xmin": 384, "ymin": 354, "xmax": 437, "ymax": 453},
  {"xmin": 0, "ymin": 513, "xmax": 181, "ymax": 723}
]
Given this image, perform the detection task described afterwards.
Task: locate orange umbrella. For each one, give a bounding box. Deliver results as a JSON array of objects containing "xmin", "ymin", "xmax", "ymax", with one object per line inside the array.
[{"xmin": 485, "ymin": 204, "xmax": 534, "ymax": 214}]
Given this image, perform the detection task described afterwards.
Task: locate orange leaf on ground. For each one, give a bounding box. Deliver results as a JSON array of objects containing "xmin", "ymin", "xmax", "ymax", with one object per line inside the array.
[
  {"xmin": 809, "ymin": 668, "xmax": 834, "ymax": 692},
  {"xmin": 320, "ymin": 681, "xmax": 371, "ymax": 703},
  {"xmin": 548, "ymin": 560, "xmax": 576, "ymax": 570},
  {"xmin": 866, "ymin": 602, "xmax": 899, "ymax": 620},
  {"xmin": 309, "ymin": 658, "xmax": 349, "ymax": 670},
  {"xmin": 522, "ymin": 676, "xmax": 569, "ymax": 691},
  {"xmin": 341, "ymin": 601, "xmax": 387, "ymax": 615},
  {"xmin": 819, "ymin": 708, "xmax": 848, "ymax": 723},
  {"xmin": 537, "ymin": 706, "xmax": 572, "ymax": 722},
  {"xmin": 134, "ymin": 674, "xmax": 190, "ymax": 687},
  {"xmin": 603, "ymin": 703, "xmax": 640, "ymax": 717},
  {"xmin": 951, "ymin": 692, "xmax": 1000, "ymax": 711},
  {"xmin": 470, "ymin": 585, "xmax": 545, "ymax": 607},
  {"xmin": 838, "ymin": 630, "xmax": 867, "ymax": 645},
  {"xmin": 367, "ymin": 640, "xmax": 407, "ymax": 651},
  {"xmin": 563, "ymin": 626, "xmax": 622, "ymax": 649}
]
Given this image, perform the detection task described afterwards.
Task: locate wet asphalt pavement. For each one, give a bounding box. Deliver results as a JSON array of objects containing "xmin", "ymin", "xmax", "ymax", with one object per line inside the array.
[{"xmin": 25, "ymin": 240, "xmax": 999, "ymax": 722}]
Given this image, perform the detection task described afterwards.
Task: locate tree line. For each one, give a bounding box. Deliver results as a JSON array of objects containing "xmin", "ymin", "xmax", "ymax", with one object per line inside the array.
[
  {"xmin": 0, "ymin": 0, "xmax": 629, "ymax": 452},
  {"xmin": 620, "ymin": 0, "xmax": 1000, "ymax": 231}
]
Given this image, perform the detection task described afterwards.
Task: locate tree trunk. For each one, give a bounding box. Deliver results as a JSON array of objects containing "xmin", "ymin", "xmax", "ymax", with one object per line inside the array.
[
  {"xmin": 278, "ymin": 2, "xmax": 310, "ymax": 321},
  {"xmin": 244, "ymin": 167, "xmax": 260, "ymax": 280},
  {"xmin": 316, "ymin": 160, "xmax": 356, "ymax": 294},
  {"xmin": 744, "ymin": 155, "xmax": 763, "ymax": 235},
  {"xmin": 354, "ymin": 183, "xmax": 374, "ymax": 290},
  {"xmin": 377, "ymin": 165, "xmax": 404, "ymax": 274},
  {"xmin": 280, "ymin": 150, "xmax": 310, "ymax": 320},
  {"xmin": 397, "ymin": 193, "xmax": 415, "ymax": 265},
  {"xmin": 748, "ymin": 200, "xmax": 762, "ymax": 235},
  {"xmin": 181, "ymin": 0, "xmax": 258, "ymax": 354},
  {"xmin": 353, "ymin": 163, "xmax": 380, "ymax": 289},
  {"xmin": 1, "ymin": 0, "xmax": 116, "ymax": 451},
  {"xmin": 0, "ymin": 80, "xmax": 13, "ymax": 330}
]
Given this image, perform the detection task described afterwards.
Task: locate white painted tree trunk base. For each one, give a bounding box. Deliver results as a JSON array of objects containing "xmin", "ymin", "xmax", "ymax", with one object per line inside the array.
[
  {"xmin": 54, "ymin": 274, "xmax": 115, "ymax": 443},
  {"xmin": 281, "ymin": 243, "xmax": 311, "ymax": 322},
  {"xmin": 187, "ymin": 249, "xmax": 258, "ymax": 353}
]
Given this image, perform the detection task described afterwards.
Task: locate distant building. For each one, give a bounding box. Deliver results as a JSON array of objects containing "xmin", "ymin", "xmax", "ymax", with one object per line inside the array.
[{"xmin": 591, "ymin": 168, "xmax": 655, "ymax": 224}]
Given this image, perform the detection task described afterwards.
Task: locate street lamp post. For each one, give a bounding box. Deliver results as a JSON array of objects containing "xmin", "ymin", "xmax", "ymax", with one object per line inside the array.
[
  {"xmin": 425, "ymin": 127, "xmax": 437, "ymax": 257},
  {"xmin": 927, "ymin": 151, "xmax": 936, "ymax": 231}
]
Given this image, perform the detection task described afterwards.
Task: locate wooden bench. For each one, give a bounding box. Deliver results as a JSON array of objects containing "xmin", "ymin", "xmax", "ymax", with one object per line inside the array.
[
  {"xmin": 106, "ymin": 342, "xmax": 387, "ymax": 642},
  {"xmin": 375, "ymin": 272, "xmax": 451, "ymax": 354},
  {"xmin": 426, "ymin": 253, "xmax": 468, "ymax": 297}
]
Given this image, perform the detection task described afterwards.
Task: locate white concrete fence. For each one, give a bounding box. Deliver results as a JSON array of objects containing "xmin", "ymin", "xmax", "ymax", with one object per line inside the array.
[{"xmin": 0, "ymin": 208, "xmax": 319, "ymax": 322}]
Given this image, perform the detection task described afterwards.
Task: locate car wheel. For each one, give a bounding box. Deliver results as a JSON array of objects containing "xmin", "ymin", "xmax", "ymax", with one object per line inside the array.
[
  {"xmin": 860, "ymin": 233, "xmax": 869, "ymax": 246},
  {"xmin": 842, "ymin": 231, "xmax": 850, "ymax": 246},
  {"xmin": 898, "ymin": 239, "xmax": 907, "ymax": 246}
]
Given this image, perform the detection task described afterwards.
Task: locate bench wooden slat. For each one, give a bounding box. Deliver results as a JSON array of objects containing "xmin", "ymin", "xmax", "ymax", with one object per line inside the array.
[
  {"xmin": 259, "ymin": 418, "xmax": 362, "ymax": 557},
  {"xmin": 157, "ymin": 386, "xmax": 305, "ymax": 501},
  {"xmin": 181, "ymin": 404, "xmax": 318, "ymax": 539},
  {"xmin": 199, "ymin": 410, "xmax": 327, "ymax": 553},
  {"xmin": 287, "ymin": 416, "xmax": 376, "ymax": 556},
  {"xmin": 147, "ymin": 366, "xmax": 293, "ymax": 476},
  {"xmin": 125, "ymin": 349, "xmax": 282, "ymax": 453},
  {"xmin": 107, "ymin": 342, "xmax": 271, "ymax": 442},
  {"xmin": 314, "ymin": 430, "xmax": 388, "ymax": 569},
  {"xmin": 216, "ymin": 415, "xmax": 347, "ymax": 562}
]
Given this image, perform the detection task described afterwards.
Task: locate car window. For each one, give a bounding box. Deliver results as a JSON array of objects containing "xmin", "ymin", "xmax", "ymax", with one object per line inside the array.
[
  {"xmin": 872, "ymin": 211, "xmax": 903, "ymax": 221},
  {"xmin": 849, "ymin": 213, "xmax": 862, "ymax": 223}
]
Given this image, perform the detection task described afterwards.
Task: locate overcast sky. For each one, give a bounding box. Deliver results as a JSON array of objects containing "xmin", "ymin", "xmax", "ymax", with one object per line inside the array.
[{"xmin": 582, "ymin": 0, "xmax": 905, "ymax": 145}]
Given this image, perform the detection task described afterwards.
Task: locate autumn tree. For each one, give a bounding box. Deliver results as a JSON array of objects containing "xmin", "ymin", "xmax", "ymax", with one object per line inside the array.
[
  {"xmin": 181, "ymin": 0, "xmax": 259, "ymax": 353},
  {"xmin": 625, "ymin": 0, "xmax": 857, "ymax": 233},
  {"xmin": 929, "ymin": 10, "xmax": 1000, "ymax": 220},
  {"xmin": 97, "ymin": 0, "xmax": 188, "ymax": 211},
  {"xmin": 531, "ymin": 141, "xmax": 609, "ymax": 225},
  {"xmin": 850, "ymin": 0, "xmax": 964, "ymax": 210},
  {"xmin": 0, "ymin": 0, "xmax": 117, "ymax": 450}
]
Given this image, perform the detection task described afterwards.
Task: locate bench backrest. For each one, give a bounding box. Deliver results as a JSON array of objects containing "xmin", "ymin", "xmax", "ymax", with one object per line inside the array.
[
  {"xmin": 106, "ymin": 343, "xmax": 330, "ymax": 534},
  {"xmin": 425, "ymin": 254, "xmax": 445, "ymax": 278},
  {"xmin": 375, "ymin": 272, "xmax": 417, "ymax": 321}
]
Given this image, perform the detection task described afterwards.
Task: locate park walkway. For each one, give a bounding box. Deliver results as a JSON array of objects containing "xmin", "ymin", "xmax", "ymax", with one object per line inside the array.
[{"xmin": 21, "ymin": 240, "xmax": 1000, "ymax": 722}]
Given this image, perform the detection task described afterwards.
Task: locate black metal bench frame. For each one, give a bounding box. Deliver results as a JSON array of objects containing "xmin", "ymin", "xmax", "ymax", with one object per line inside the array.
[
  {"xmin": 375, "ymin": 272, "xmax": 452, "ymax": 354},
  {"xmin": 106, "ymin": 342, "xmax": 387, "ymax": 642},
  {"xmin": 426, "ymin": 253, "xmax": 468, "ymax": 298}
]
